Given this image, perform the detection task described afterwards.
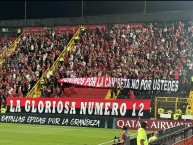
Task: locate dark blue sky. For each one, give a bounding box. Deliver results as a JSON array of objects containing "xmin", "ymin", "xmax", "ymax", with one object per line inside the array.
[{"xmin": 1, "ymin": 1, "xmax": 193, "ymax": 20}]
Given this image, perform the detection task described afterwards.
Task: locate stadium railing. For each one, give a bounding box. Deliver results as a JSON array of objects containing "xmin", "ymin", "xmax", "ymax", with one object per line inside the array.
[
  {"xmin": 0, "ymin": 33, "xmax": 23, "ymax": 66},
  {"xmin": 149, "ymin": 125, "xmax": 193, "ymax": 145},
  {"xmin": 129, "ymin": 125, "xmax": 188, "ymax": 145},
  {"xmin": 26, "ymin": 26, "xmax": 82, "ymax": 98}
]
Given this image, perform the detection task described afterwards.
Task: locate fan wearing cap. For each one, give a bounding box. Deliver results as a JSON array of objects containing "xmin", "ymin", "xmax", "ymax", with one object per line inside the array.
[
  {"xmin": 137, "ymin": 121, "xmax": 148, "ymax": 145},
  {"xmin": 119, "ymin": 126, "xmax": 130, "ymax": 145}
]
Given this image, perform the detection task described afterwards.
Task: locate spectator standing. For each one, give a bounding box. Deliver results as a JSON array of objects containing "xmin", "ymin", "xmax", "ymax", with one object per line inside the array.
[
  {"xmin": 137, "ymin": 121, "xmax": 148, "ymax": 145},
  {"xmin": 174, "ymin": 71, "xmax": 179, "ymax": 80},
  {"xmin": 129, "ymin": 90, "xmax": 135, "ymax": 99},
  {"xmin": 119, "ymin": 126, "xmax": 130, "ymax": 145}
]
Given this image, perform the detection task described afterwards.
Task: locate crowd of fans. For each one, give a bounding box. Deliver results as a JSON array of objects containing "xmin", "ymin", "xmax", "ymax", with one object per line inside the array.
[
  {"xmin": 1, "ymin": 21, "xmax": 193, "ymax": 99},
  {"xmin": 44, "ymin": 21, "xmax": 193, "ymax": 98},
  {"xmin": 0, "ymin": 28, "xmax": 75, "ymax": 101},
  {"xmin": 0, "ymin": 36, "xmax": 15, "ymax": 107},
  {"xmin": 0, "ymin": 36, "xmax": 14, "ymax": 55},
  {"xmin": 71, "ymin": 22, "xmax": 193, "ymax": 81}
]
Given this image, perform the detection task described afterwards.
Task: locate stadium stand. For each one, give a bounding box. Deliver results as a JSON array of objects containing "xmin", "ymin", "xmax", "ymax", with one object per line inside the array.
[
  {"xmin": 0, "ymin": 36, "xmax": 16, "ymax": 53},
  {"xmin": 0, "ymin": 27, "xmax": 76, "ymax": 98},
  {"xmin": 0, "ymin": 36, "xmax": 16, "ymax": 65},
  {"xmin": 1, "ymin": 21, "xmax": 193, "ymax": 98},
  {"xmin": 52, "ymin": 21, "xmax": 193, "ymax": 100},
  {"xmin": 0, "ymin": 21, "xmax": 193, "ymax": 119}
]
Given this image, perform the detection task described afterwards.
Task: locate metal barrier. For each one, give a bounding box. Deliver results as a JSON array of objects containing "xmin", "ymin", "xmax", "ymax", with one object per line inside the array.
[
  {"xmin": 129, "ymin": 125, "xmax": 188, "ymax": 145},
  {"xmin": 154, "ymin": 97, "xmax": 193, "ymax": 120},
  {"xmin": 130, "ymin": 125, "xmax": 185, "ymax": 145},
  {"xmin": 149, "ymin": 125, "xmax": 193, "ymax": 145},
  {"xmin": 186, "ymin": 91, "xmax": 193, "ymax": 120}
]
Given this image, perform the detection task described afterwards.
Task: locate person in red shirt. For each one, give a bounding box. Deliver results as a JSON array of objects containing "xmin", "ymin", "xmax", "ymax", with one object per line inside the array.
[
  {"xmin": 119, "ymin": 126, "xmax": 130, "ymax": 145},
  {"xmin": 130, "ymin": 90, "xmax": 135, "ymax": 99},
  {"xmin": 174, "ymin": 71, "xmax": 179, "ymax": 80}
]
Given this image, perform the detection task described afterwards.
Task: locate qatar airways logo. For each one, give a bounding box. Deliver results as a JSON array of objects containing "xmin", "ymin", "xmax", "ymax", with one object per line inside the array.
[
  {"xmin": 116, "ymin": 119, "xmax": 193, "ymax": 131},
  {"xmin": 9, "ymin": 100, "xmax": 127, "ymax": 116}
]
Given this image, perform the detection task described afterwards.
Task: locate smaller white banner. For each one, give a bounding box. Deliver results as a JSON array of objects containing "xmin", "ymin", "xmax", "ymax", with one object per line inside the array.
[
  {"xmin": 160, "ymin": 114, "xmax": 171, "ymax": 119},
  {"xmin": 181, "ymin": 115, "xmax": 193, "ymax": 120}
]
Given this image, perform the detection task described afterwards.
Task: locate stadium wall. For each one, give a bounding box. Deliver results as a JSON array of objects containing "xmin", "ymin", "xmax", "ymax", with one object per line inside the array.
[
  {"xmin": 0, "ymin": 10, "xmax": 193, "ymax": 27},
  {"xmin": 0, "ymin": 113, "xmax": 114, "ymax": 128},
  {"xmin": 1, "ymin": 113, "xmax": 192, "ymax": 145},
  {"xmin": 0, "ymin": 113, "xmax": 192, "ymax": 131}
]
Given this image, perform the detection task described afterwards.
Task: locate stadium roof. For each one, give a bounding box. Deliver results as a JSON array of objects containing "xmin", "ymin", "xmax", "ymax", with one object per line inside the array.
[{"xmin": 1, "ymin": 1, "xmax": 193, "ymax": 20}]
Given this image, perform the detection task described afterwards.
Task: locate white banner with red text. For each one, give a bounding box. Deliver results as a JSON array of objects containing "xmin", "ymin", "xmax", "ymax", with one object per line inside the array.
[{"xmin": 58, "ymin": 77, "xmax": 179, "ymax": 91}]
